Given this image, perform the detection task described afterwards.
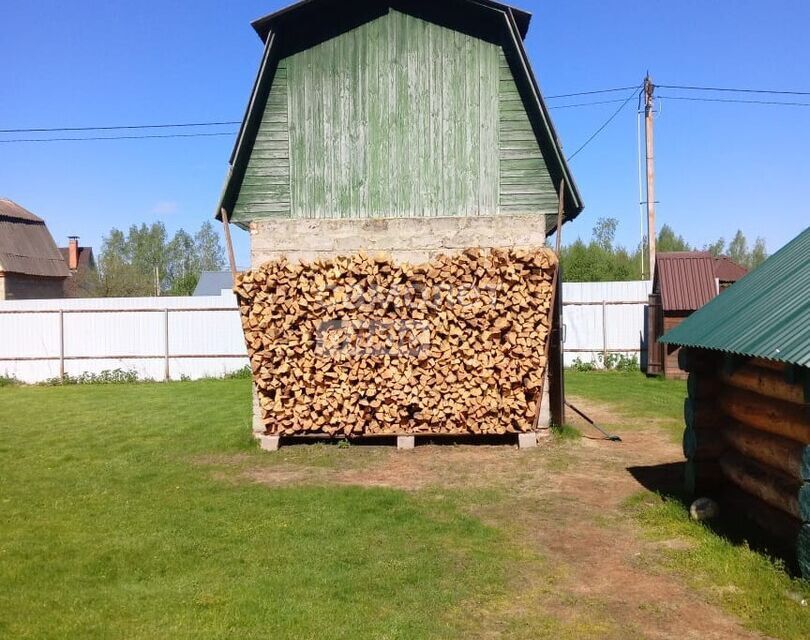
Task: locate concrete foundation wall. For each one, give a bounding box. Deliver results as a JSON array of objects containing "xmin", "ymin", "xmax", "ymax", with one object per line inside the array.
[{"xmin": 249, "ymin": 215, "xmax": 547, "ymax": 266}]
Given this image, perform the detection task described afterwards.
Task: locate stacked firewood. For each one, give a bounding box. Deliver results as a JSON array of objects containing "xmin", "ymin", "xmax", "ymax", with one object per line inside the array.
[{"xmin": 235, "ymin": 247, "xmax": 557, "ymax": 437}]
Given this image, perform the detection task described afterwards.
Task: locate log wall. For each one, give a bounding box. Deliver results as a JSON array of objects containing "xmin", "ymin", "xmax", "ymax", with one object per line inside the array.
[{"xmin": 679, "ymin": 347, "xmax": 810, "ymax": 578}]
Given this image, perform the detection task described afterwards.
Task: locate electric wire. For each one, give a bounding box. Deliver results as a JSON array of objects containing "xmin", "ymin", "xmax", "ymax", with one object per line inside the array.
[
  {"xmin": 657, "ymin": 83, "xmax": 810, "ymax": 96},
  {"xmin": 657, "ymin": 94, "xmax": 810, "ymax": 107},
  {"xmin": 0, "ymin": 131, "xmax": 237, "ymax": 144},
  {"xmin": 566, "ymin": 86, "xmax": 641, "ymax": 161}
]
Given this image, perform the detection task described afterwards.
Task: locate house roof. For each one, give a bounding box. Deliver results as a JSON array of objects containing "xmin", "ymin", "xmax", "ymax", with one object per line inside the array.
[
  {"xmin": 217, "ymin": 0, "xmax": 583, "ymax": 228},
  {"xmin": 58, "ymin": 245, "xmax": 97, "ymax": 298},
  {"xmin": 661, "ymin": 227, "xmax": 810, "ymax": 368},
  {"xmin": 193, "ymin": 271, "xmax": 236, "ymax": 296},
  {"xmin": 0, "ymin": 199, "xmax": 70, "ymax": 278},
  {"xmin": 653, "ymin": 251, "xmax": 747, "ymax": 312}
]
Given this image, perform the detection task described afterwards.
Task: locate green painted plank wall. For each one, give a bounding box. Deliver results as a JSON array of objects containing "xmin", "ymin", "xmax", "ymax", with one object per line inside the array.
[
  {"xmin": 234, "ymin": 62, "xmax": 291, "ymax": 219},
  {"xmin": 497, "ymin": 51, "xmax": 558, "ymax": 222},
  {"xmin": 232, "ymin": 10, "xmax": 559, "ymax": 223}
]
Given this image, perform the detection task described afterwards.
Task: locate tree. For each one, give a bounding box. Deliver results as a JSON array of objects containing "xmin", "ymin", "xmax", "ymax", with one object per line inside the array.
[
  {"xmin": 727, "ymin": 230, "xmax": 749, "ymax": 267},
  {"xmin": 749, "ymin": 237, "xmax": 768, "ymax": 269},
  {"xmin": 96, "ymin": 221, "xmax": 227, "ymax": 297},
  {"xmin": 195, "ymin": 221, "xmax": 226, "ymax": 272},
  {"xmin": 656, "ymin": 225, "xmax": 692, "ymax": 253},
  {"xmin": 705, "ymin": 238, "xmax": 725, "ymax": 257},
  {"xmin": 592, "ymin": 217, "xmax": 618, "ymax": 252}
]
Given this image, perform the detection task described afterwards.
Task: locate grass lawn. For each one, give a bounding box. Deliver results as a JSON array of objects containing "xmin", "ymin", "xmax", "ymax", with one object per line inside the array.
[
  {"xmin": 0, "ymin": 381, "xmax": 508, "ymax": 640},
  {"xmin": 1, "ymin": 373, "xmax": 808, "ymax": 639},
  {"xmin": 566, "ymin": 370, "xmax": 687, "ymax": 438}
]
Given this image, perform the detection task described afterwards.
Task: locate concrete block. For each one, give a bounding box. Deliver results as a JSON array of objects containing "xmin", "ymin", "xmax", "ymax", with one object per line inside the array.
[
  {"xmin": 518, "ymin": 433, "xmax": 538, "ymax": 449},
  {"xmin": 258, "ymin": 435, "xmax": 281, "ymax": 452},
  {"xmin": 397, "ymin": 436, "xmax": 416, "ymax": 450}
]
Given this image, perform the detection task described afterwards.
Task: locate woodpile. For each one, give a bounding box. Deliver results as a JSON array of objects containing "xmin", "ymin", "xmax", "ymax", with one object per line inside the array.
[
  {"xmin": 235, "ymin": 248, "xmax": 557, "ymax": 437},
  {"xmin": 679, "ymin": 348, "xmax": 810, "ymax": 578}
]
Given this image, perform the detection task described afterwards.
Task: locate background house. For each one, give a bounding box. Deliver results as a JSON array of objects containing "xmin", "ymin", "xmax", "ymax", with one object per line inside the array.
[
  {"xmin": 0, "ymin": 199, "xmax": 70, "ymax": 300},
  {"xmin": 646, "ymin": 251, "xmax": 747, "ymax": 378},
  {"xmin": 59, "ymin": 236, "xmax": 97, "ymax": 298}
]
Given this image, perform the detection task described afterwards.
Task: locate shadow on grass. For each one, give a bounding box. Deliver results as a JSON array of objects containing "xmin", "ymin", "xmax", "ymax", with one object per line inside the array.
[{"xmin": 627, "ymin": 462, "xmax": 801, "ymax": 576}]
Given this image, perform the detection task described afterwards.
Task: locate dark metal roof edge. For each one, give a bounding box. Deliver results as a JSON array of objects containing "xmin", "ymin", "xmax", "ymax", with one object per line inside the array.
[{"xmin": 251, "ymin": 0, "xmax": 533, "ymax": 42}]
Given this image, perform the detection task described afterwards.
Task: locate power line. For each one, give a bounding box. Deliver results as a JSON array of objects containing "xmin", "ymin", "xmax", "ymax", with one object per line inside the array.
[
  {"xmin": 0, "ymin": 121, "xmax": 241, "ymax": 134},
  {"xmin": 566, "ymin": 86, "xmax": 641, "ymax": 162},
  {"xmin": 0, "ymin": 131, "xmax": 236, "ymax": 143},
  {"xmin": 545, "ymin": 85, "xmax": 638, "ymax": 99},
  {"xmin": 549, "ymin": 98, "xmax": 631, "ymax": 110},
  {"xmin": 657, "ymin": 83, "xmax": 810, "ymax": 96},
  {"xmin": 658, "ymin": 94, "xmax": 810, "ymax": 107}
]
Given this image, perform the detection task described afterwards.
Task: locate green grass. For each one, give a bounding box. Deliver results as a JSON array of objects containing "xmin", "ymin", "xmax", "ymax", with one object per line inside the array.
[
  {"xmin": 625, "ymin": 493, "xmax": 810, "ymax": 639},
  {"xmin": 565, "ymin": 370, "xmax": 686, "ymax": 438},
  {"xmin": 0, "ymin": 380, "xmax": 509, "ymax": 639}
]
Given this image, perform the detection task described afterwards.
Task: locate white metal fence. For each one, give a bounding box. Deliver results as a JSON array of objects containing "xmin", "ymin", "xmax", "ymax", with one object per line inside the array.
[
  {"xmin": 0, "ymin": 290, "xmax": 248, "ymax": 383},
  {"xmin": 0, "ymin": 281, "xmax": 653, "ymax": 383},
  {"xmin": 561, "ymin": 280, "xmax": 652, "ymax": 368}
]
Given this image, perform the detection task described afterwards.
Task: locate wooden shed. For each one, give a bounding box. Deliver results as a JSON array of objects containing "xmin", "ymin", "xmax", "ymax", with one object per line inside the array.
[
  {"xmin": 216, "ymin": 0, "xmax": 583, "ymax": 443},
  {"xmin": 646, "ymin": 252, "xmax": 746, "ymax": 379},
  {"xmin": 661, "ymin": 227, "xmax": 810, "ymax": 578}
]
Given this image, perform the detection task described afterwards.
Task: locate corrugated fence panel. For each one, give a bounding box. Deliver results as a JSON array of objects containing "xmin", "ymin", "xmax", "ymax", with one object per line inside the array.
[
  {"xmin": 562, "ymin": 281, "xmax": 652, "ymax": 367},
  {"xmin": 0, "ymin": 291, "xmax": 248, "ymax": 383}
]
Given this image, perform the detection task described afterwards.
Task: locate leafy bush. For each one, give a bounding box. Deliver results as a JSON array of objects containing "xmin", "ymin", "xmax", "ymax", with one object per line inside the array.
[
  {"xmin": 41, "ymin": 369, "xmax": 142, "ymax": 386},
  {"xmin": 222, "ymin": 366, "xmax": 253, "ymax": 380},
  {"xmin": 568, "ymin": 353, "xmax": 639, "ymax": 372},
  {"xmin": 0, "ymin": 374, "xmax": 22, "ymax": 387}
]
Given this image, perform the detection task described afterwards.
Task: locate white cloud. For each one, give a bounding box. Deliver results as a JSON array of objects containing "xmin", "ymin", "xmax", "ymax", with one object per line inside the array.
[{"xmin": 152, "ymin": 201, "xmax": 179, "ymax": 215}]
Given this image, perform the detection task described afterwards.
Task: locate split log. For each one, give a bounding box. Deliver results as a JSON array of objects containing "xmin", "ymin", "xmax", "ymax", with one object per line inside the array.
[
  {"xmin": 720, "ymin": 364, "xmax": 806, "ymax": 405},
  {"xmin": 724, "ymin": 425, "xmax": 810, "ymax": 481},
  {"xmin": 718, "ymin": 387, "xmax": 810, "ymax": 444},
  {"xmin": 683, "ymin": 424, "xmax": 725, "ymax": 461},
  {"xmin": 718, "ymin": 452, "xmax": 809, "ymax": 521},
  {"xmin": 235, "ymin": 248, "xmax": 557, "ymax": 437}
]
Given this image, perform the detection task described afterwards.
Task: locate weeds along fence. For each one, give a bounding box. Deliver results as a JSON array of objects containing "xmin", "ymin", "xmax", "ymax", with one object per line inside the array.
[
  {"xmin": 0, "ymin": 281, "xmax": 652, "ymax": 383},
  {"xmin": 0, "ymin": 290, "xmax": 248, "ymax": 383}
]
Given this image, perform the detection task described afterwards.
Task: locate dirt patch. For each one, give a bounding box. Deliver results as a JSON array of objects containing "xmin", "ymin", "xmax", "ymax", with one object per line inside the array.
[{"xmin": 199, "ymin": 398, "xmax": 768, "ymax": 639}]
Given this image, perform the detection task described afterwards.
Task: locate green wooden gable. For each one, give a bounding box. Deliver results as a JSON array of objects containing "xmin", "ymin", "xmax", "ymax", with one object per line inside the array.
[{"xmin": 218, "ymin": 0, "xmax": 582, "ymax": 230}]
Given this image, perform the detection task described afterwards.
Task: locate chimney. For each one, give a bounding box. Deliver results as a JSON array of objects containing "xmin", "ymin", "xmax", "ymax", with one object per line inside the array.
[{"xmin": 68, "ymin": 236, "xmax": 79, "ymax": 271}]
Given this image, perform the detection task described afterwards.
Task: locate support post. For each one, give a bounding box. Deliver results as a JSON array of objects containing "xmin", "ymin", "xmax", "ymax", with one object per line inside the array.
[
  {"xmin": 644, "ymin": 74, "xmax": 657, "ymax": 278},
  {"xmin": 58, "ymin": 309, "xmax": 65, "ymax": 381},
  {"xmin": 221, "ymin": 208, "xmax": 238, "ymax": 286},
  {"xmin": 164, "ymin": 309, "xmax": 170, "ymax": 382},
  {"xmin": 602, "ymin": 300, "xmax": 608, "ymax": 363}
]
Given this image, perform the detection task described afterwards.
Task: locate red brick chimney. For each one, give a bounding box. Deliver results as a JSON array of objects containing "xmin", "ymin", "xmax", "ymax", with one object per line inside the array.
[{"xmin": 68, "ymin": 236, "xmax": 79, "ymax": 271}]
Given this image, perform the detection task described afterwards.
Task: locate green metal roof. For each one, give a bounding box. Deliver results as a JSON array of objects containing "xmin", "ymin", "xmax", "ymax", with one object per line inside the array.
[{"xmin": 661, "ymin": 226, "xmax": 810, "ymax": 368}]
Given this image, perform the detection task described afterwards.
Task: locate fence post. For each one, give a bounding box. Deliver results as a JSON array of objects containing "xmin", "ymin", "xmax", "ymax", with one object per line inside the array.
[
  {"xmin": 164, "ymin": 309, "xmax": 170, "ymax": 382},
  {"xmin": 602, "ymin": 300, "xmax": 608, "ymax": 363},
  {"xmin": 58, "ymin": 309, "xmax": 65, "ymax": 380}
]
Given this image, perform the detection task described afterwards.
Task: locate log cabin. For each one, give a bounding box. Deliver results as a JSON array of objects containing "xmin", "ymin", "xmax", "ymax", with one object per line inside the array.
[
  {"xmin": 661, "ymin": 226, "xmax": 810, "ymax": 578},
  {"xmin": 216, "ymin": 0, "xmax": 584, "ymax": 441}
]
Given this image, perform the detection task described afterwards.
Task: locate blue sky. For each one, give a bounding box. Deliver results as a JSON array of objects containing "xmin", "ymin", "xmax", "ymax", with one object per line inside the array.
[{"xmin": 1, "ymin": 0, "xmax": 808, "ymax": 266}]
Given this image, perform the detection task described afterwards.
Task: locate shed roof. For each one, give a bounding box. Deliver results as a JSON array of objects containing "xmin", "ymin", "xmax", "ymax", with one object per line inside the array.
[
  {"xmin": 653, "ymin": 251, "xmax": 746, "ymax": 312},
  {"xmin": 217, "ymin": 0, "xmax": 583, "ymax": 227},
  {"xmin": 661, "ymin": 227, "xmax": 810, "ymax": 368},
  {"xmin": 193, "ymin": 271, "xmax": 236, "ymax": 296},
  {"xmin": 0, "ymin": 199, "xmax": 70, "ymax": 278}
]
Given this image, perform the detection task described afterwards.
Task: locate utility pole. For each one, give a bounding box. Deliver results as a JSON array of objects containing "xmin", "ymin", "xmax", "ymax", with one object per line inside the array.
[{"xmin": 644, "ymin": 74, "xmax": 657, "ymax": 280}]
